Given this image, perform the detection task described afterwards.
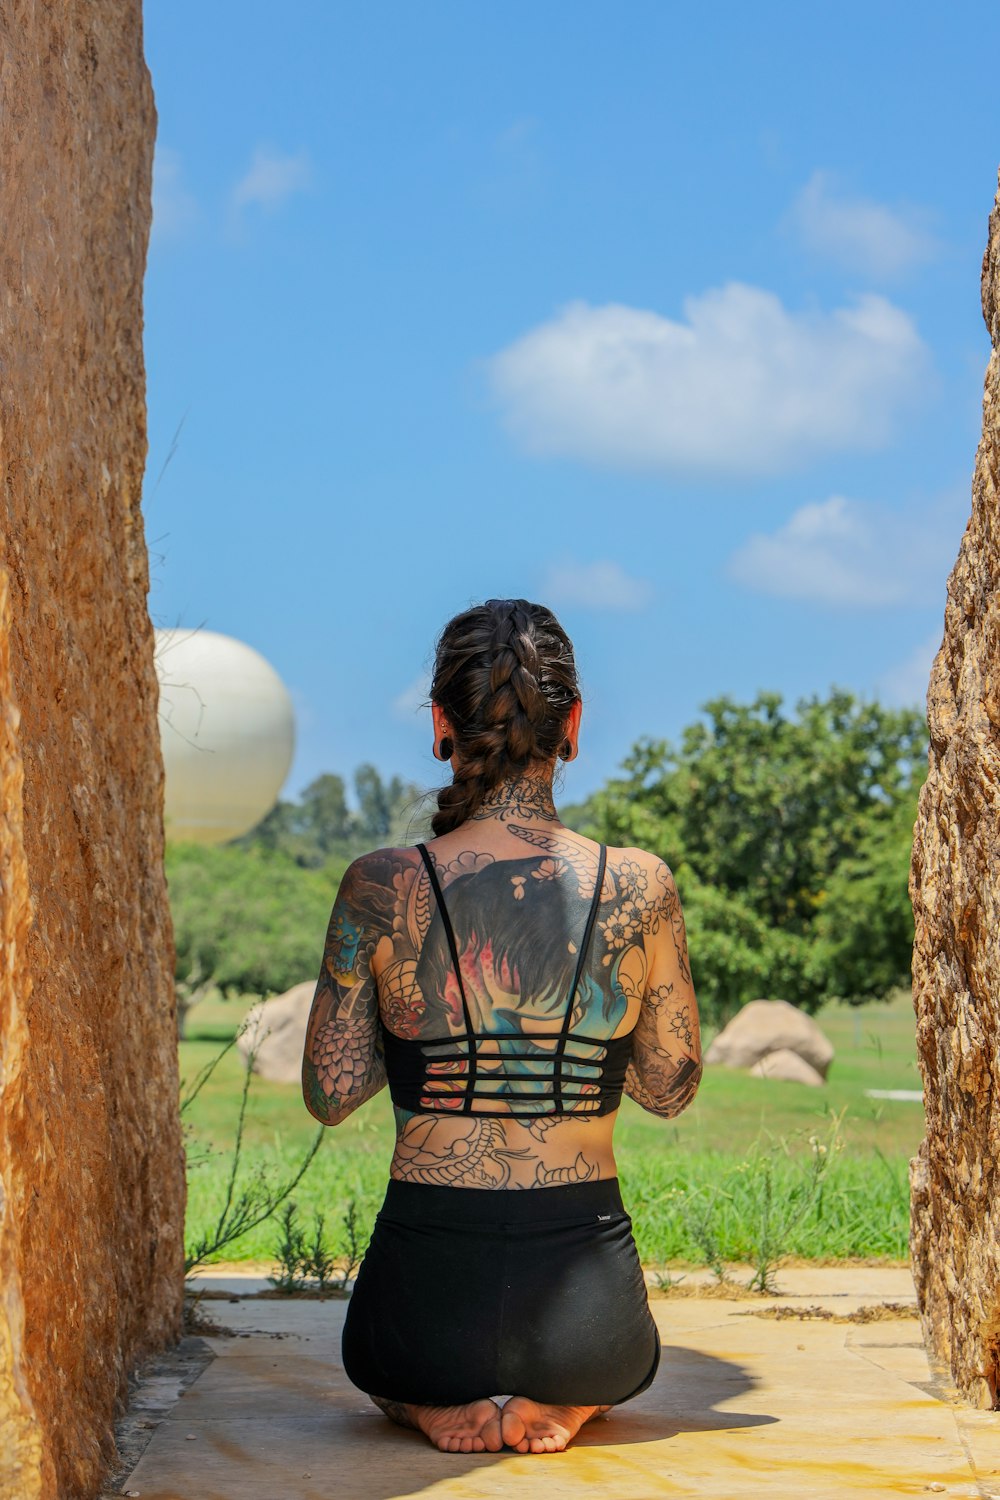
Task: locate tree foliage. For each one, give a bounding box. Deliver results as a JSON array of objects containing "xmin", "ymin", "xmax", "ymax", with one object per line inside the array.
[
  {"xmin": 167, "ymin": 763, "xmax": 431, "ymax": 1020},
  {"xmin": 166, "ymin": 842, "xmax": 344, "ymax": 1003},
  {"xmin": 570, "ymin": 689, "xmax": 927, "ymax": 1022},
  {"xmin": 233, "ymin": 763, "xmax": 428, "ymax": 868}
]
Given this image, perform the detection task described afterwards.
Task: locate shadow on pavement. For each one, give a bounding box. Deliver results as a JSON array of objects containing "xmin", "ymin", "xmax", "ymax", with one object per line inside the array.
[{"xmin": 320, "ymin": 1345, "xmax": 776, "ymax": 1500}]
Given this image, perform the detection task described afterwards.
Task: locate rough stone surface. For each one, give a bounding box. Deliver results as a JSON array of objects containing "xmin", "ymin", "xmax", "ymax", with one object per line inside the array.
[
  {"xmin": 238, "ymin": 982, "xmax": 314, "ymax": 1085},
  {"xmin": 704, "ymin": 999, "xmax": 834, "ymax": 1079},
  {"xmin": 910, "ymin": 169, "xmax": 1000, "ymax": 1410},
  {"xmin": 749, "ymin": 1048, "xmax": 825, "ymax": 1087},
  {"xmin": 0, "ymin": 5, "xmax": 185, "ymax": 1498}
]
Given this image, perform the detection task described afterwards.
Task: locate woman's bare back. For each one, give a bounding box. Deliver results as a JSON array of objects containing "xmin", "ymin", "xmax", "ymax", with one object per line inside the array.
[{"xmin": 303, "ymin": 787, "xmax": 702, "ymax": 1187}]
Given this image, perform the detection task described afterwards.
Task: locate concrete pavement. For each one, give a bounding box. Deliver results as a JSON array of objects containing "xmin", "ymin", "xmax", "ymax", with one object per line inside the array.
[{"xmin": 102, "ymin": 1265, "xmax": 1000, "ymax": 1500}]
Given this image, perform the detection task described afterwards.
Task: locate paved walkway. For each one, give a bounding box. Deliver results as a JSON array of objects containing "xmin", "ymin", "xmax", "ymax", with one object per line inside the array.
[{"xmin": 104, "ymin": 1266, "xmax": 1000, "ymax": 1500}]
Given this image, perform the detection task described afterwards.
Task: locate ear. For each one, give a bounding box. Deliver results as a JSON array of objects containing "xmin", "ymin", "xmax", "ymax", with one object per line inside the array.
[
  {"xmin": 562, "ymin": 698, "xmax": 583, "ymax": 761},
  {"xmin": 431, "ymin": 702, "xmax": 456, "ymax": 762},
  {"xmin": 431, "ymin": 702, "xmax": 452, "ymax": 742}
]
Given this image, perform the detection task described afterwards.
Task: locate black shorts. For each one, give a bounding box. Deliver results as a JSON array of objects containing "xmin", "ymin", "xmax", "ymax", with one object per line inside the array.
[{"xmin": 341, "ymin": 1176, "xmax": 661, "ymax": 1407}]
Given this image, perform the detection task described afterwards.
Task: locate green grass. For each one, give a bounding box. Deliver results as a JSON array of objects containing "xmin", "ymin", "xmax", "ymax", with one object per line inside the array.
[{"xmin": 180, "ymin": 989, "xmax": 921, "ymax": 1268}]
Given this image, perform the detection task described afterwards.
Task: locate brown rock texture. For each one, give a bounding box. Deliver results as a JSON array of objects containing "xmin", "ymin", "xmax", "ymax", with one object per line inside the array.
[
  {"xmin": 0, "ymin": 4, "xmax": 185, "ymax": 1497},
  {"xmin": 909, "ymin": 169, "xmax": 1000, "ymax": 1409}
]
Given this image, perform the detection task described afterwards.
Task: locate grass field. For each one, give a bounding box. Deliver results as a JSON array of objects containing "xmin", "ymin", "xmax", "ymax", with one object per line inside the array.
[{"xmin": 180, "ymin": 989, "xmax": 921, "ymax": 1272}]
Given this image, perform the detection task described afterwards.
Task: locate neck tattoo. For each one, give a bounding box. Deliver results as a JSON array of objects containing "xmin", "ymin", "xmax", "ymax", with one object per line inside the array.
[{"xmin": 473, "ymin": 775, "xmax": 558, "ymax": 824}]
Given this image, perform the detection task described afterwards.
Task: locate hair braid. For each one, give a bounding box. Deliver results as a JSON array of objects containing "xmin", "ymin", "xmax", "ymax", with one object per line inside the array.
[{"xmin": 429, "ymin": 598, "xmax": 579, "ymax": 835}]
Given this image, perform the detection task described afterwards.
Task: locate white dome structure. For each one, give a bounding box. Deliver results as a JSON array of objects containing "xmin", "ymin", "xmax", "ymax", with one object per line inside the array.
[{"xmin": 154, "ymin": 628, "xmax": 296, "ymax": 845}]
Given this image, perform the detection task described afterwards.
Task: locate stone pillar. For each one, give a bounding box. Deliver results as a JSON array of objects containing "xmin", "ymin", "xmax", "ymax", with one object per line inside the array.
[
  {"xmin": 910, "ymin": 169, "xmax": 1000, "ymax": 1408},
  {"xmin": 0, "ymin": 4, "xmax": 185, "ymax": 1497}
]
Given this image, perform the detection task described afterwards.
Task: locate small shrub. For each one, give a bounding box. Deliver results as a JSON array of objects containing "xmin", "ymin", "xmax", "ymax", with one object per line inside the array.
[
  {"xmin": 269, "ymin": 1202, "xmax": 311, "ymax": 1293},
  {"xmin": 268, "ymin": 1199, "xmax": 366, "ymax": 1296}
]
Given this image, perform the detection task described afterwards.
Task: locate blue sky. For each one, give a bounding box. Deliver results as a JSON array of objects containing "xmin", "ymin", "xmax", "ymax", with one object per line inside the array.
[{"xmin": 143, "ymin": 1, "xmax": 1000, "ymax": 807}]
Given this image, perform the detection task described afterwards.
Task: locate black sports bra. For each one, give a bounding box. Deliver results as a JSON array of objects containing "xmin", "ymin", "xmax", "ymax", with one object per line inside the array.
[{"xmin": 379, "ymin": 842, "xmax": 635, "ymax": 1118}]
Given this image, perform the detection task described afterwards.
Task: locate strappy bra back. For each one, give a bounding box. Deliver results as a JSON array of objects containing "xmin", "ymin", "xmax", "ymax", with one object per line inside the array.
[{"xmin": 379, "ymin": 841, "xmax": 634, "ymax": 1118}]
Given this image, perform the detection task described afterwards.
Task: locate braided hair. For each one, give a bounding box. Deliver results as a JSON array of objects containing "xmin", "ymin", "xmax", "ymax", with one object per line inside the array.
[{"xmin": 430, "ymin": 598, "xmax": 580, "ymax": 836}]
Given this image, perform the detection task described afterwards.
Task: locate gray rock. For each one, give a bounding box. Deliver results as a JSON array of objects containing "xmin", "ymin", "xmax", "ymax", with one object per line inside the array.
[
  {"xmin": 237, "ymin": 982, "xmax": 316, "ymax": 1085},
  {"xmin": 704, "ymin": 998, "xmax": 834, "ymax": 1078},
  {"xmin": 750, "ymin": 1048, "xmax": 825, "ymax": 1087}
]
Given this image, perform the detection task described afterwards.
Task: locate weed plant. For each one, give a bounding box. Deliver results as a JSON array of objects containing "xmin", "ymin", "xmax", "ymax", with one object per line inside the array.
[
  {"xmin": 181, "ymin": 1024, "xmax": 325, "ymax": 1273},
  {"xmin": 268, "ymin": 1200, "xmax": 367, "ymax": 1295}
]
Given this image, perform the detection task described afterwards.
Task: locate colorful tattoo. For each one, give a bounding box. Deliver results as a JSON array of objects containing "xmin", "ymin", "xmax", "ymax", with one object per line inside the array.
[{"xmin": 302, "ymin": 828, "xmax": 701, "ymax": 1170}]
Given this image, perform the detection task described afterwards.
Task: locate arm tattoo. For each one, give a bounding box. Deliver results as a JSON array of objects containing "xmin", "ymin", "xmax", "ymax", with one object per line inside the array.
[
  {"xmin": 302, "ymin": 855, "xmax": 408, "ymax": 1124},
  {"xmin": 625, "ymin": 1051, "xmax": 702, "ymax": 1118},
  {"xmin": 305, "ymin": 978, "xmax": 386, "ymax": 1122}
]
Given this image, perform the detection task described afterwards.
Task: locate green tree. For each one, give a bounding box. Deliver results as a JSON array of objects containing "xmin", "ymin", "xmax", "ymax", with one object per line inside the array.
[
  {"xmin": 300, "ymin": 773, "xmax": 354, "ymax": 854},
  {"xmin": 232, "ymin": 765, "xmax": 428, "ymax": 866},
  {"xmin": 354, "ymin": 763, "xmax": 391, "ymax": 841},
  {"xmin": 167, "ymin": 763, "xmax": 429, "ymax": 1027},
  {"xmin": 166, "ymin": 842, "xmax": 346, "ymax": 1030},
  {"xmin": 807, "ymin": 789, "xmax": 920, "ymax": 1004},
  {"xmin": 573, "ymin": 688, "xmax": 927, "ymax": 1021},
  {"xmin": 675, "ymin": 865, "xmax": 815, "ymax": 1026},
  {"xmin": 383, "ymin": 772, "xmax": 428, "ymax": 845}
]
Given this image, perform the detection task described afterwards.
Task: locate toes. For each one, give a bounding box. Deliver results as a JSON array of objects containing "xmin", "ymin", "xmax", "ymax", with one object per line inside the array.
[
  {"xmin": 481, "ymin": 1419, "xmax": 504, "ymax": 1453},
  {"xmin": 501, "ymin": 1410, "xmax": 528, "ymax": 1448},
  {"xmin": 437, "ymin": 1428, "xmax": 486, "ymax": 1453}
]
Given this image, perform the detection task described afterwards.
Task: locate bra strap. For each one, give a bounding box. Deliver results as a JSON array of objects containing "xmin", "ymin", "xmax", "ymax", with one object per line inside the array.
[
  {"xmin": 554, "ymin": 844, "xmax": 607, "ymax": 1111},
  {"xmin": 416, "ymin": 844, "xmax": 477, "ymax": 1110}
]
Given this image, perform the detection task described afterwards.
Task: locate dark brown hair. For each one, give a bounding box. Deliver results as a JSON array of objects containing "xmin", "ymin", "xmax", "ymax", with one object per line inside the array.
[{"xmin": 430, "ymin": 598, "xmax": 580, "ymax": 836}]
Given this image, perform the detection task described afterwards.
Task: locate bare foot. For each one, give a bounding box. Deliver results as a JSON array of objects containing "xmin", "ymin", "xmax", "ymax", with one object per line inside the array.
[
  {"xmin": 405, "ymin": 1397, "xmax": 504, "ymax": 1453},
  {"xmin": 500, "ymin": 1396, "xmax": 610, "ymax": 1454}
]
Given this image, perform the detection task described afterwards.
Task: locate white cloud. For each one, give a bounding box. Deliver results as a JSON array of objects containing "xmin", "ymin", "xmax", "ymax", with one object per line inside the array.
[
  {"xmin": 877, "ymin": 632, "xmax": 941, "ymax": 708},
  {"xmin": 487, "ymin": 285, "xmax": 929, "ymax": 478},
  {"xmin": 151, "ymin": 147, "xmax": 197, "ymax": 239},
  {"xmin": 541, "ymin": 559, "xmax": 653, "ymax": 612},
  {"xmin": 725, "ymin": 492, "xmax": 964, "ymax": 609},
  {"xmin": 786, "ymin": 171, "xmax": 938, "ymax": 278},
  {"xmin": 393, "ymin": 672, "xmax": 431, "ymax": 719},
  {"xmin": 231, "ymin": 147, "xmax": 312, "ymax": 212}
]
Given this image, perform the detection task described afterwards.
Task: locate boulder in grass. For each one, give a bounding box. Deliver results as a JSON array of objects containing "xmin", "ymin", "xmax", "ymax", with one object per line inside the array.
[
  {"xmin": 704, "ymin": 998, "xmax": 834, "ymax": 1079},
  {"xmin": 237, "ymin": 981, "xmax": 316, "ymax": 1085},
  {"xmin": 750, "ymin": 1048, "xmax": 825, "ymax": 1087}
]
